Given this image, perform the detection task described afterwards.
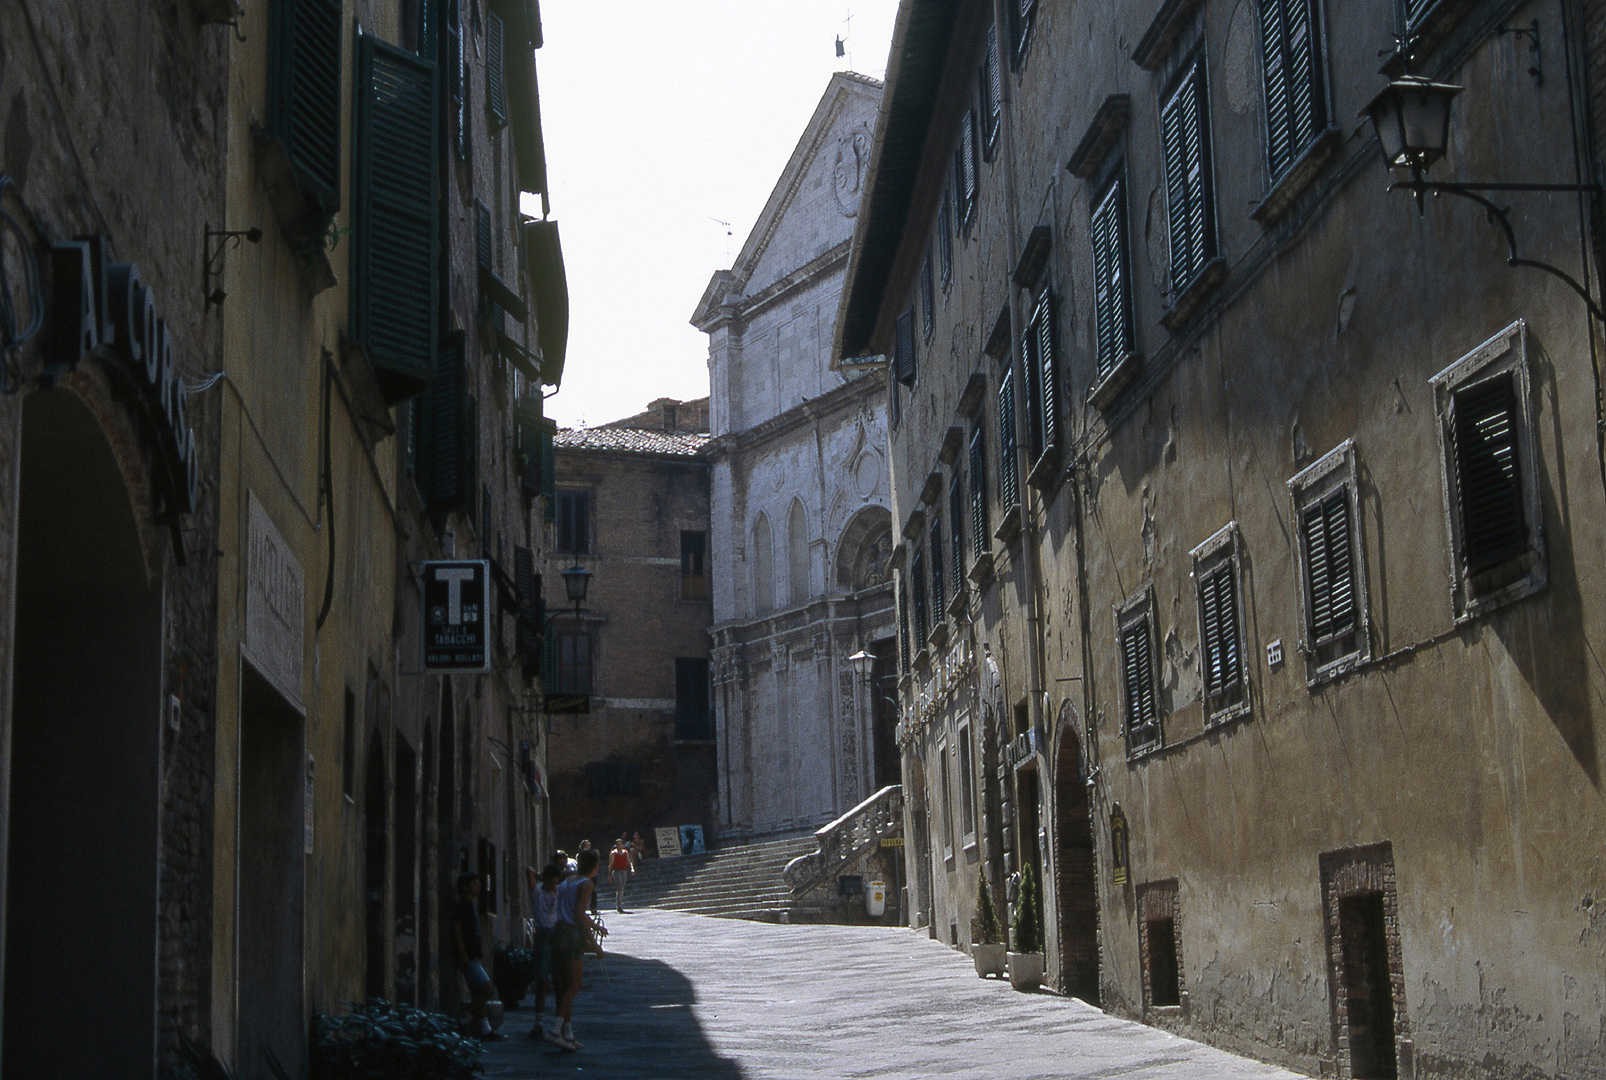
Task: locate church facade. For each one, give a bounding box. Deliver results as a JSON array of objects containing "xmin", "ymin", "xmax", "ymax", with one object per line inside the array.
[{"xmin": 692, "ymin": 73, "xmax": 897, "ymax": 838}]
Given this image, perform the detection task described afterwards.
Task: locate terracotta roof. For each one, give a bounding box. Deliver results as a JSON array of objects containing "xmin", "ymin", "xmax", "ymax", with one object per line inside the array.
[{"xmin": 554, "ymin": 426, "xmax": 711, "ymax": 457}]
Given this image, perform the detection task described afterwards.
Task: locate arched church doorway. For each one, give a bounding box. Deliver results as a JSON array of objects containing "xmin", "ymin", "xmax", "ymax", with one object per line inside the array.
[
  {"xmin": 1055, "ymin": 719, "xmax": 1100, "ymax": 1003},
  {"xmin": 5, "ymin": 389, "xmax": 163, "ymax": 1077}
]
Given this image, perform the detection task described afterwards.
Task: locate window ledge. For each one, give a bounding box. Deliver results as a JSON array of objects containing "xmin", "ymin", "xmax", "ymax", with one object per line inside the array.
[
  {"xmin": 1456, "ymin": 555, "xmax": 1547, "ymax": 624},
  {"xmin": 927, "ymin": 622, "xmax": 950, "ymax": 651},
  {"xmin": 1251, "ymin": 127, "xmax": 1341, "ymax": 227},
  {"xmin": 994, "ymin": 505, "xmax": 1023, "ymax": 546},
  {"xmin": 946, "ymin": 587, "xmax": 970, "ymax": 621},
  {"xmin": 1026, "ymin": 444, "xmax": 1062, "ymax": 491},
  {"xmin": 1089, "ymin": 352, "xmax": 1143, "ymax": 411},
  {"xmin": 1203, "ymin": 697, "xmax": 1251, "ymax": 731},
  {"xmin": 1304, "ymin": 646, "xmax": 1368, "ymax": 690},
  {"xmin": 968, "ymin": 550, "xmax": 996, "ymax": 587},
  {"xmin": 1161, "ymin": 257, "xmax": 1227, "ymax": 332}
]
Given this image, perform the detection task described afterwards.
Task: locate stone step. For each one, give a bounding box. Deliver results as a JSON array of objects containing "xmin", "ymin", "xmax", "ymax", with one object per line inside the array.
[{"xmin": 608, "ymin": 832, "xmax": 819, "ymax": 921}]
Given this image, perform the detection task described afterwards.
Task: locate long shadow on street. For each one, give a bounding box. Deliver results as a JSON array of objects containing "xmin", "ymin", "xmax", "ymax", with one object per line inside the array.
[{"xmin": 479, "ymin": 949, "xmax": 744, "ymax": 1079}]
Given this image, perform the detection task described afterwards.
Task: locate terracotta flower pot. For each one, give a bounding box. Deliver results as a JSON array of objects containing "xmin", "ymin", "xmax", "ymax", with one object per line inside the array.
[
  {"xmin": 973, "ymin": 942, "xmax": 1007, "ymax": 978},
  {"xmin": 1007, "ymin": 951, "xmax": 1043, "ymax": 991}
]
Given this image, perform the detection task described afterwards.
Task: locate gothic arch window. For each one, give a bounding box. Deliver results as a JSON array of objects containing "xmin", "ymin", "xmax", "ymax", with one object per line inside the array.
[
  {"xmin": 752, "ymin": 514, "xmax": 774, "ymax": 614},
  {"xmin": 787, "ymin": 499, "xmax": 810, "ymax": 607},
  {"xmin": 835, "ymin": 505, "xmax": 894, "ymax": 592}
]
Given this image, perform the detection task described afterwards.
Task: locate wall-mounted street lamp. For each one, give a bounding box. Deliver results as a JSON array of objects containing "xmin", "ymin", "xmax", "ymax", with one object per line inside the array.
[
  {"xmin": 559, "ymin": 564, "xmax": 592, "ymax": 611},
  {"xmin": 1363, "ymin": 63, "xmax": 1604, "ymax": 321},
  {"xmin": 848, "ymin": 648, "xmax": 876, "ymax": 678}
]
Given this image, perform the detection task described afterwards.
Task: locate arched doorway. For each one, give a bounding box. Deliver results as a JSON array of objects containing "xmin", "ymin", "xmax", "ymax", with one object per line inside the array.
[
  {"xmin": 1055, "ymin": 719, "xmax": 1100, "ymax": 1003},
  {"xmin": 5, "ymin": 390, "xmax": 163, "ymax": 1077}
]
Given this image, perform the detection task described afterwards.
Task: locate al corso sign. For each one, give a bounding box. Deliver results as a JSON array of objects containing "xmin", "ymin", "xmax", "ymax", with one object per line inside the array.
[{"xmin": 422, "ymin": 560, "xmax": 491, "ymax": 673}]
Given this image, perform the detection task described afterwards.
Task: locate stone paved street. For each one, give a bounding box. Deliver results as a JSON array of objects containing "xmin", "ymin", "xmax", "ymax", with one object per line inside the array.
[{"xmin": 480, "ymin": 910, "xmax": 1309, "ymax": 1079}]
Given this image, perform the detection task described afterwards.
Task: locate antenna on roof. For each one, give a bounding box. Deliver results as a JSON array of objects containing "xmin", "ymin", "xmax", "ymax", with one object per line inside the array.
[
  {"xmin": 839, "ymin": 8, "xmax": 854, "ymax": 70},
  {"xmin": 707, "ymin": 216, "xmax": 733, "ymax": 261}
]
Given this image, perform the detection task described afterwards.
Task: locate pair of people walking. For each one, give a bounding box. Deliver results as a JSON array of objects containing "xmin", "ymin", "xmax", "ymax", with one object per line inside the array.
[{"xmin": 524, "ymin": 849, "xmax": 604, "ymax": 1051}]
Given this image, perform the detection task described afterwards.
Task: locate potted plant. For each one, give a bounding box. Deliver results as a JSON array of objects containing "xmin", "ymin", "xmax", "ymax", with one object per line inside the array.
[
  {"xmin": 493, "ymin": 943, "xmax": 536, "ymax": 1009},
  {"xmin": 972, "ymin": 873, "xmax": 1007, "ymax": 978},
  {"xmin": 1007, "ymin": 862, "xmax": 1045, "ymax": 991}
]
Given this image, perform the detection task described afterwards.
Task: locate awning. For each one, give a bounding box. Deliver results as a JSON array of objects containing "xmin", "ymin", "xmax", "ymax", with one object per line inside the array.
[
  {"xmin": 523, "ymin": 219, "xmax": 568, "ymax": 386},
  {"xmin": 497, "ymin": 0, "xmax": 548, "ymax": 194}
]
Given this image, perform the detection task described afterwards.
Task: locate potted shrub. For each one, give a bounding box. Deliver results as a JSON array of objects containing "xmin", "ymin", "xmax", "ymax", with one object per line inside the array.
[
  {"xmin": 493, "ymin": 943, "xmax": 536, "ymax": 1008},
  {"xmin": 1007, "ymin": 863, "xmax": 1045, "ymax": 991},
  {"xmin": 310, "ymin": 999, "xmax": 484, "ymax": 1079},
  {"xmin": 972, "ymin": 873, "xmax": 1007, "ymax": 978}
]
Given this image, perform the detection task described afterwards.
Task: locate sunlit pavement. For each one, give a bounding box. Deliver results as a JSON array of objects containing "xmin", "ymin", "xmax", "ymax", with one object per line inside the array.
[{"xmin": 478, "ymin": 908, "xmax": 1309, "ymax": 1080}]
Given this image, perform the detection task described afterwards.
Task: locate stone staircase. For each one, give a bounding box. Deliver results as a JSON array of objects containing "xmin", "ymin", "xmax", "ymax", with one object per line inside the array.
[{"xmin": 608, "ymin": 832, "xmax": 819, "ymax": 922}]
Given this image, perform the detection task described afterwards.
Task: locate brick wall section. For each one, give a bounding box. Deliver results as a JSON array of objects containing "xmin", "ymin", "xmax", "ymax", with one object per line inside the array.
[
  {"xmin": 1136, "ymin": 879, "xmax": 1183, "ymax": 1010},
  {"xmin": 1319, "ymin": 844, "xmax": 1409, "ymax": 1080}
]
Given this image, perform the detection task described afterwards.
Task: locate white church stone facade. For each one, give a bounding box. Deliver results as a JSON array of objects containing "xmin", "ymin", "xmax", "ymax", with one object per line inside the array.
[{"xmin": 692, "ymin": 73, "xmax": 897, "ymax": 838}]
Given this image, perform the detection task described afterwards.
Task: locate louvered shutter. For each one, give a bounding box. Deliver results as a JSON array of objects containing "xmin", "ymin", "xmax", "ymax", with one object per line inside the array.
[
  {"xmin": 1162, "ymin": 61, "xmax": 1215, "ymax": 292},
  {"xmin": 268, "ymin": 0, "xmax": 343, "ymax": 215},
  {"xmin": 1092, "ymin": 185, "xmax": 1117, "ymax": 377},
  {"xmin": 1452, "ymin": 375, "xmax": 1527, "ymax": 574},
  {"xmin": 1303, "ymin": 490, "xmax": 1356, "ymax": 645},
  {"xmin": 419, "ymin": 333, "xmax": 467, "ymax": 511},
  {"xmin": 895, "ymin": 309, "xmax": 917, "ymax": 385},
  {"xmin": 1021, "ymin": 315, "xmax": 1044, "ymax": 461},
  {"xmin": 486, "ymin": 10, "xmax": 508, "ymax": 127},
  {"xmin": 969, "ymin": 422, "xmax": 989, "ymax": 553},
  {"xmin": 541, "ymin": 621, "xmax": 559, "ymax": 690},
  {"xmin": 1402, "ymin": 0, "xmax": 1434, "ymax": 26},
  {"xmin": 898, "ymin": 580, "xmax": 912, "ymax": 672},
  {"xmin": 921, "ymin": 254, "xmax": 935, "ymax": 339},
  {"xmin": 985, "ymin": 24, "xmax": 1003, "ymax": 145},
  {"xmin": 475, "ymin": 200, "xmax": 505, "ymax": 329},
  {"xmin": 352, "ymin": 35, "xmax": 438, "ymax": 403},
  {"xmin": 939, "ymin": 196, "xmax": 954, "ymax": 283},
  {"xmin": 1260, "ymin": 0, "xmax": 1292, "ymax": 177},
  {"xmin": 930, "ymin": 519, "xmax": 946, "ymax": 619},
  {"xmin": 959, "ymin": 109, "xmax": 978, "ymax": 214},
  {"xmin": 911, "ymin": 546, "xmax": 928, "ymax": 643},
  {"xmin": 1200, "ymin": 563, "xmax": 1241, "ymax": 704},
  {"xmin": 516, "ymin": 395, "xmax": 543, "ymax": 497},
  {"xmin": 539, "ymin": 417, "xmax": 557, "ymax": 522},
  {"xmin": 1122, "ymin": 617, "xmax": 1156, "ymax": 739},
  {"xmin": 515, "ymin": 545, "xmax": 540, "ymax": 677},
  {"xmin": 998, "ymin": 366, "xmax": 1020, "ymax": 514},
  {"xmin": 949, "ymin": 473, "xmax": 965, "ymax": 587},
  {"xmin": 451, "ymin": 0, "xmax": 470, "ymax": 161},
  {"xmin": 1036, "ymin": 292, "xmax": 1058, "ymax": 452}
]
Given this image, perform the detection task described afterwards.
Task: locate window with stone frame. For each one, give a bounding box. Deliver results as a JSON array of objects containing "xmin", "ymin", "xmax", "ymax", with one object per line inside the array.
[
  {"xmin": 554, "ymin": 489, "xmax": 591, "ymax": 553},
  {"xmin": 938, "ymin": 740, "xmax": 954, "ymax": 862},
  {"xmin": 980, "ymin": 23, "xmax": 1002, "ymax": 157},
  {"xmin": 1091, "ymin": 171, "xmax": 1136, "ymax": 382},
  {"xmin": 897, "ymin": 577, "xmax": 913, "ymax": 673},
  {"xmin": 997, "ymin": 363, "xmax": 1021, "ymax": 519},
  {"xmin": 1288, "ymin": 440, "xmax": 1371, "ymax": 684},
  {"xmin": 894, "ymin": 308, "xmax": 917, "ymax": 386},
  {"xmin": 554, "ymin": 630, "xmax": 592, "ymax": 695},
  {"xmin": 1010, "ymin": 0, "xmax": 1039, "ymax": 64},
  {"xmin": 1260, "ymin": 0, "xmax": 1328, "ymax": 182},
  {"xmin": 1429, "ymin": 320, "xmax": 1546, "ymax": 622},
  {"xmin": 1117, "ymin": 590, "xmax": 1161, "ymax": 756},
  {"xmin": 911, "ymin": 544, "xmax": 929, "ymax": 648},
  {"xmin": 1160, "ymin": 54, "xmax": 1217, "ymax": 300},
  {"xmin": 956, "ymin": 721, "xmax": 977, "ymax": 846},
  {"xmin": 1191, "ymin": 523, "xmax": 1248, "ymax": 725}
]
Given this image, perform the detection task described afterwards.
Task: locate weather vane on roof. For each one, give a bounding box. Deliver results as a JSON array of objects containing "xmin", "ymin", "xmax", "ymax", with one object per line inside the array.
[{"xmin": 836, "ymin": 8, "xmax": 853, "ymax": 68}]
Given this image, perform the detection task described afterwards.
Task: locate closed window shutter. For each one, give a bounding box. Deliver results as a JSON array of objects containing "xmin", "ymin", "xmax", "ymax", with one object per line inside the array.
[
  {"xmin": 1122, "ymin": 617, "xmax": 1157, "ymax": 740},
  {"xmin": 898, "ymin": 580, "xmax": 912, "ymax": 672},
  {"xmin": 939, "ymin": 196, "xmax": 954, "ymax": 284},
  {"xmin": 1262, "ymin": 0, "xmax": 1325, "ymax": 179},
  {"xmin": 541, "ymin": 620, "xmax": 559, "ymax": 689},
  {"xmin": 515, "ymin": 395, "xmax": 543, "ymax": 497},
  {"xmin": 998, "ymin": 365, "xmax": 1020, "ymax": 514},
  {"xmin": 486, "ymin": 9, "xmax": 508, "ymax": 127},
  {"xmin": 1092, "ymin": 178, "xmax": 1131, "ymax": 377},
  {"xmin": 921, "ymin": 253, "xmax": 935, "ymax": 338},
  {"xmin": 452, "ymin": 0, "xmax": 470, "ymax": 161},
  {"xmin": 419, "ymin": 333, "xmax": 467, "ymax": 511},
  {"xmin": 539, "ymin": 418, "xmax": 557, "ymax": 522},
  {"xmin": 268, "ymin": 0, "xmax": 343, "ymax": 214},
  {"xmin": 1199, "ymin": 562, "xmax": 1241, "ymax": 705},
  {"xmin": 1302, "ymin": 491, "xmax": 1356, "ymax": 645},
  {"xmin": 1035, "ymin": 292, "xmax": 1058, "ymax": 452},
  {"xmin": 895, "ymin": 309, "xmax": 917, "ymax": 385},
  {"xmin": 949, "ymin": 473, "xmax": 965, "ymax": 588},
  {"xmin": 959, "ymin": 109, "xmax": 978, "ymax": 214},
  {"xmin": 969, "ymin": 422, "xmax": 989, "ymax": 553},
  {"xmin": 930, "ymin": 520, "xmax": 945, "ymax": 620},
  {"xmin": 889, "ymin": 367, "xmax": 901, "ymax": 428},
  {"xmin": 1452, "ymin": 375, "xmax": 1527, "ymax": 574},
  {"xmin": 352, "ymin": 35, "xmax": 438, "ymax": 403},
  {"xmin": 911, "ymin": 546, "xmax": 928, "ymax": 643},
  {"xmin": 1162, "ymin": 61, "xmax": 1215, "ymax": 293},
  {"xmin": 983, "ymin": 24, "xmax": 1003, "ymax": 146},
  {"xmin": 1021, "ymin": 314, "xmax": 1044, "ymax": 461},
  {"xmin": 515, "ymin": 545, "xmax": 540, "ymax": 676}
]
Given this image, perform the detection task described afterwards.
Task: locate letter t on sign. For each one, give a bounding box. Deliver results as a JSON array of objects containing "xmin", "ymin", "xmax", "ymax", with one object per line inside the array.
[{"xmin": 436, "ymin": 566, "xmax": 476, "ymax": 624}]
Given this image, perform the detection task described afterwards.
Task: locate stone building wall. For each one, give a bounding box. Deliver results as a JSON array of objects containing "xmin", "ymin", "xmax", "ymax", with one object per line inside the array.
[{"xmin": 843, "ymin": 1, "xmax": 1606, "ymax": 1077}]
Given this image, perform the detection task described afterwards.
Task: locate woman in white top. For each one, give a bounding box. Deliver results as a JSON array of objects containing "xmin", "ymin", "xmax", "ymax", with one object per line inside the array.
[{"xmin": 548, "ymin": 849, "xmax": 601, "ymax": 1050}]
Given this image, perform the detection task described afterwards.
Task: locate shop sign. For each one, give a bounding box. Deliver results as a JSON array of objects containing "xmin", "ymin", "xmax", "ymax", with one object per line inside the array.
[
  {"xmin": 49, "ymin": 239, "xmax": 199, "ymax": 517},
  {"xmin": 1110, "ymin": 803, "xmax": 1130, "ymax": 887},
  {"xmin": 542, "ymin": 694, "xmax": 589, "ymax": 715},
  {"xmin": 421, "ymin": 560, "xmax": 490, "ymax": 672},
  {"xmin": 1007, "ymin": 725, "xmax": 1045, "ymax": 770}
]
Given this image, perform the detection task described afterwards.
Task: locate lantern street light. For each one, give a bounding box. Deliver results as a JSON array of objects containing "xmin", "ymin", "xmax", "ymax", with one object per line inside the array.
[
  {"xmin": 560, "ymin": 564, "xmax": 592, "ymax": 610},
  {"xmin": 848, "ymin": 649, "xmax": 876, "ymax": 678},
  {"xmin": 1362, "ymin": 63, "xmax": 1603, "ymax": 321}
]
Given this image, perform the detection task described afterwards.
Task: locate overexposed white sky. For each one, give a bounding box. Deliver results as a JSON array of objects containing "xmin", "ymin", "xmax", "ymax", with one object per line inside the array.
[{"xmin": 527, "ymin": 2, "xmax": 901, "ymax": 428}]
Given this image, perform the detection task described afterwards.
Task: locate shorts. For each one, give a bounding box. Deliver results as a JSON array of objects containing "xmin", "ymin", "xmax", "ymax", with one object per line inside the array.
[
  {"xmin": 552, "ymin": 922, "xmax": 587, "ymax": 964},
  {"xmin": 462, "ymin": 959, "xmax": 491, "ymax": 988},
  {"xmin": 533, "ymin": 926, "xmax": 554, "ymax": 983}
]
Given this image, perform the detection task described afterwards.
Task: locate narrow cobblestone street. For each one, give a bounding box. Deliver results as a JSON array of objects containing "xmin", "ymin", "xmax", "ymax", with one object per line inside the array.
[{"xmin": 480, "ymin": 910, "xmax": 1308, "ymax": 1079}]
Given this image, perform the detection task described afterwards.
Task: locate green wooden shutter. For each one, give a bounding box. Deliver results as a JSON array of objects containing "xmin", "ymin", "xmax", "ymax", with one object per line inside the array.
[
  {"xmin": 540, "ymin": 418, "xmax": 557, "ymax": 521},
  {"xmin": 911, "ymin": 545, "xmax": 928, "ymax": 642},
  {"xmin": 352, "ymin": 34, "xmax": 438, "ymax": 403},
  {"xmin": 897, "ymin": 580, "xmax": 912, "ymax": 673},
  {"xmin": 516, "ymin": 395, "xmax": 543, "ymax": 498},
  {"xmin": 419, "ymin": 332, "xmax": 467, "ymax": 511},
  {"xmin": 998, "ymin": 365, "xmax": 1020, "ymax": 514},
  {"xmin": 1162, "ymin": 61, "xmax": 1214, "ymax": 293},
  {"xmin": 1036, "ymin": 292, "xmax": 1058, "ymax": 452},
  {"xmin": 949, "ymin": 473, "xmax": 965, "ymax": 588},
  {"xmin": 1260, "ymin": 0, "xmax": 1292, "ymax": 177},
  {"xmin": 1262, "ymin": 0, "xmax": 1325, "ymax": 180},
  {"xmin": 268, "ymin": 0, "xmax": 343, "ymax": 215},
  {"xmin": 1452, "ymin": 376, "xmax": 1527, "ymax": 574},
  {"xmin": 486, "ymin": 10, "xmax": 508, "ymax": 127},
  {"xmin": 929, "ymin": 518, "xmax": 945, "ymax": 620},
  {"xmin": 969, "ymin": 422, "xmax": 989, "ymax": 553},
  {"xmin": 895, "ymin": 309, "xmax": 917, "ymax": 385},
  {"xmin": 1020, "ymin": 314, "xmax": 1043, "ymax": 461}
]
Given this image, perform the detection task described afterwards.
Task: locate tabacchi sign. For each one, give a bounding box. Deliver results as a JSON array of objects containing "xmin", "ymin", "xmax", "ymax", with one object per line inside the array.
[{"xmin": 422, "ymin": 560, "xmax": 491, "ymax": 673}]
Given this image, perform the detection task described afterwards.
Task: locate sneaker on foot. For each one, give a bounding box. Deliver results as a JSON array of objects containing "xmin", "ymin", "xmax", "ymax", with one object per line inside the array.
[{"xmin": 561, "ymin": 1027, "xmax": 584, "ymax": 1050}]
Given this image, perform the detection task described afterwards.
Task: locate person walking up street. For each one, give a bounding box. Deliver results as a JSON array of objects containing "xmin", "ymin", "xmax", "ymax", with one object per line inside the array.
[
  {"xmin": 524, "ymin": 863, "xmax": 562, "ymax": 1040},
  {"xmin": 609, "ymin": 838, "xmax": 634, "ymax": 913},
  {"xmin": 550, "ymin": 848, "xmax": 604, "ymax": 1051},
  {"xmin": 452, "ymin": 873, "xmax": 506, "ymax": 1041}
]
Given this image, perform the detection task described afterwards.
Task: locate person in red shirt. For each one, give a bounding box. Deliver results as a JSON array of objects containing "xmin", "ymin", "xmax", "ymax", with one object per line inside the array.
[{"xmin": 608, "ymin": 838, "xmax": 634, "ymax": 913}]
